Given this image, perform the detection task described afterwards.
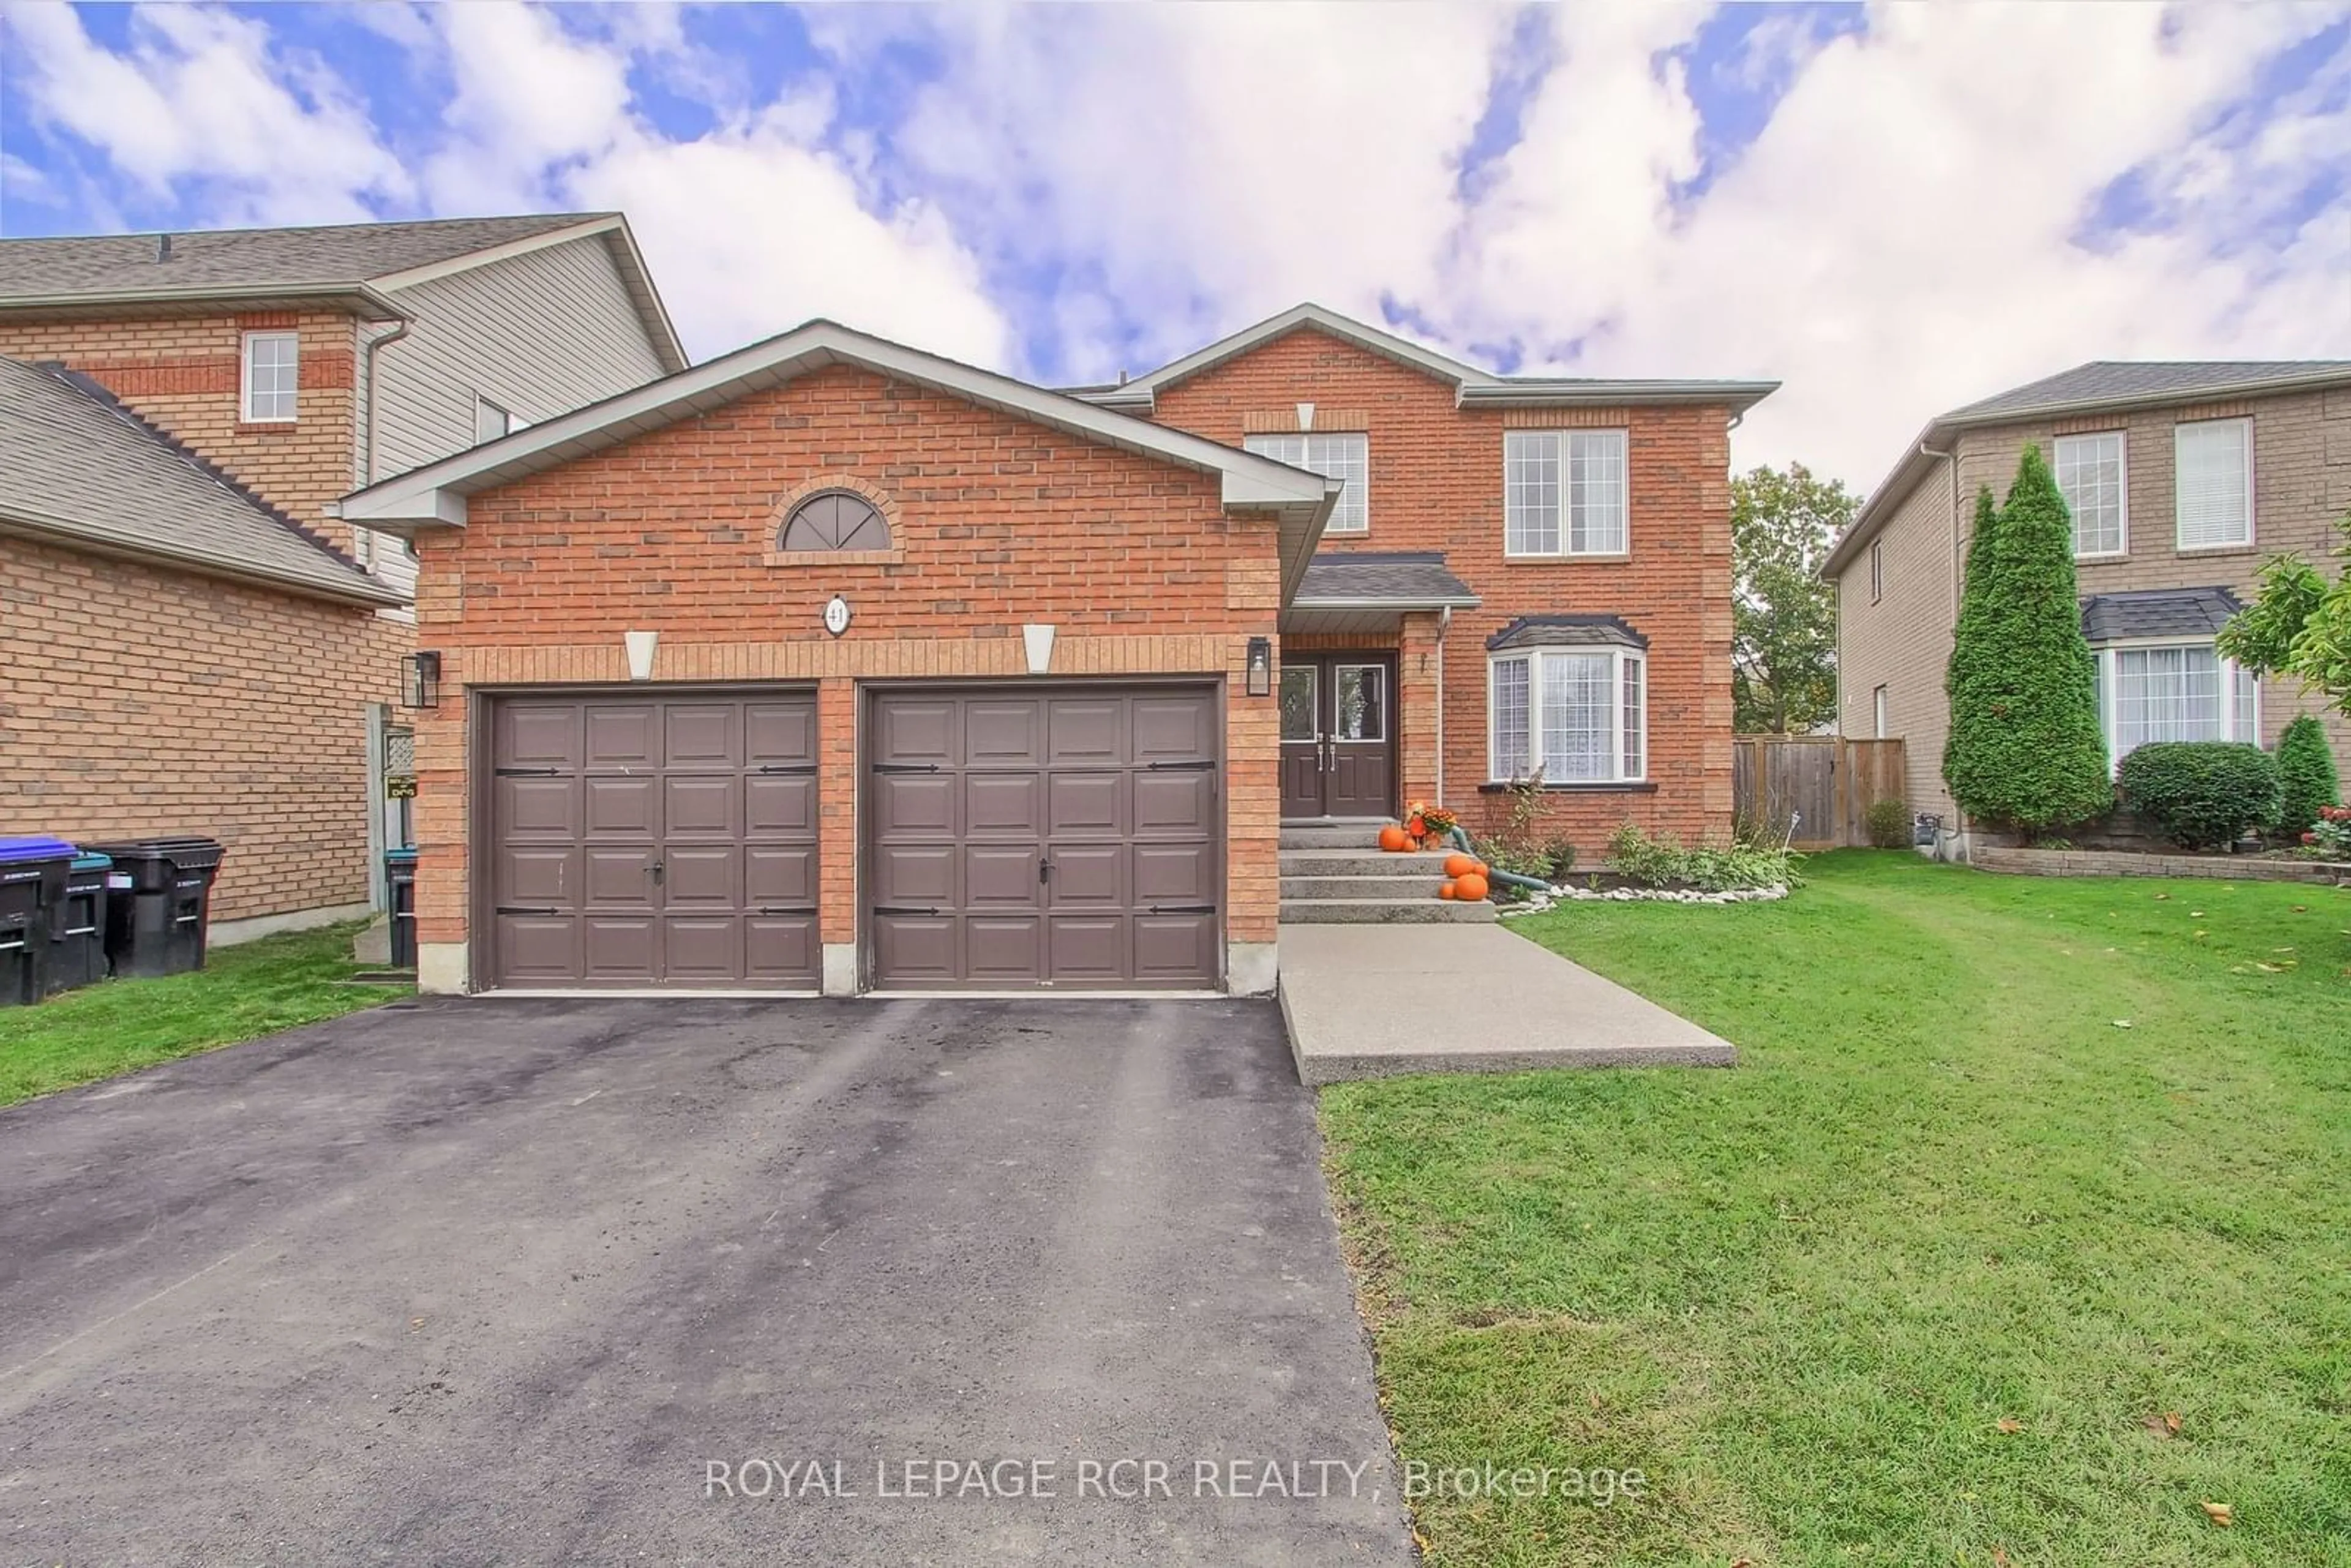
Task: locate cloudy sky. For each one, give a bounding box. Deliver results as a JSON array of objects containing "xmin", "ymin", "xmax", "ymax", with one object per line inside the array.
[{"xmin": 3, "ymin": 1, "xmax": 2347, "ymax": 492}]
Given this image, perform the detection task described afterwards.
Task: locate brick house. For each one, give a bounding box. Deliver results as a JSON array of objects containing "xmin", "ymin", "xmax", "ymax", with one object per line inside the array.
[
  {"xmin": 342, "ymin": 306, "xmax": 1770, "ymax": 997},
  {"xmin": 1824, "ymin": 362, "xmax": 2351, "ymax": 853},
  {"xmin": 0, "ymin": 214, "xmax": 683, "ymax": 935}
]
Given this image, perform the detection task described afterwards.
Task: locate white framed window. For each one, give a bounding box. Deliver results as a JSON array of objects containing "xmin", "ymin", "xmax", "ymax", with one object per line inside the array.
[
  {"xmin": 1488, "ymin": 647, "xmax": 1648, "ymax": 783},
  {"xmin": 2175, "ymin": 418, "xmax": 2252, "ymax": 550},
  {"xmin": 1872, "ymin": 684, "xmax": 1888, "ymax": 739},
  {"xmin": 2093, "ymin": 641, "xmax": 2260, "ymax": 767},
  {"xmin": 1504, "ymin": 429, "xmax": 1628, "ymax": 556},
  {"xmin": 1869, "ymin": 539, "xmax": 1883, "ymax": 604},
  {"xmin": 241, "ymin": 331, "xmax": 299, "ymax": 422},
  {"xmin": 1245, "ymin": 431, "xmax": 1368, "ymax": 533},
  {"xmin": 474, "ymin": 397, "xmax": 512, "ymax": 445},
  {"xmin": 2053, "ymin": 430, "xmax": 2126, "ymax": 557}
]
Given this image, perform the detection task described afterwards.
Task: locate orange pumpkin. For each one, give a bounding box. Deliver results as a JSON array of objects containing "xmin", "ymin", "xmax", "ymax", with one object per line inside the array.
[
  {"xmin": 1444, "ymin": 852, "xmax": 1477, "ymax": 878},
  {"xmin": 1473, "ymin": 860, "xmax": 1490, "ymax": 878},
  {"xmin": 1438, "ymin": 880, "xmax": 1457, "ymax": 899},
  {"xmin": 1453, "ymin": 872, "xmax": 1490, "ymax": 902},
  {"xmin": 1378, "ymin": 824, "xmax": 1409, "ymax": 853}
]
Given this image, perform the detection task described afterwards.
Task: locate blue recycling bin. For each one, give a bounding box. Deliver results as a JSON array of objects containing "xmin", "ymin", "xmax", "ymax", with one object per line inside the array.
[{"xmin": 0, "ymin": 835, "xmax": 78, "ymax": 1005}]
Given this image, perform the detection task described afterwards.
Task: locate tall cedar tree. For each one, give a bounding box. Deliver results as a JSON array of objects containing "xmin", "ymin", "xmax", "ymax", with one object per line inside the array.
[
  {"xmin": 2273, "ymin": 715, "xmax": 2340, "ymax": 838},
  {"xmin": 1943, "ymin": 446, "xmax": 2112, "ymax": 831}
]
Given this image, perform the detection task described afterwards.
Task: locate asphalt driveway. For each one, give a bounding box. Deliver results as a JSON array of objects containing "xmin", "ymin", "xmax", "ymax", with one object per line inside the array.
[{"xmin": 0, "ymin": 997, "xmax": 1413, "ymax": 1566}]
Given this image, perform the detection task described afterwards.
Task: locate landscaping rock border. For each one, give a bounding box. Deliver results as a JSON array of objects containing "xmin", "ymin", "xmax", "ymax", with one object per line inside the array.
[{"xmin": 1498, "ymin": 883, "xmax": 1790, "ymax": 916}]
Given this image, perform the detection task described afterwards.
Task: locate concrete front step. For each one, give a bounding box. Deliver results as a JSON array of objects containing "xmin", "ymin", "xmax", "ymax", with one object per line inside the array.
[
  {"xmin": 1281, "ymin": 874, "xmax": 1453, "ymax": 899},
  {"xmin": 1278, "ymin": 849, "xmax": 1455, "ymax": 877},
  {"xmin": 1278, "ymin": 897, "xmax": 1498, "ymax": 925},
  {"xmin": 1278, "ymin": 823, "xmax": 1391, "ymax": 850}
]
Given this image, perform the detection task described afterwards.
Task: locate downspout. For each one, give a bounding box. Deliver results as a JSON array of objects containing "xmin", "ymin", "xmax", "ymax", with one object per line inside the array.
[
  {"xmin": 1434, "ymin": 605, "xmax": 1451, "ymax": 806},
  {"xmin": 358, "ymin": 314, "xmax": 414, "ymax": 565},
  {"xmin": 1916, "ymin": 438, "xmax": 1960, "ymax": 860}
]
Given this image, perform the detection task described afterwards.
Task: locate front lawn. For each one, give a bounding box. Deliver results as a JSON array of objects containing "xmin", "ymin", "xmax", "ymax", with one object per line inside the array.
[
  {"xmin": 1322, "ymin": 852, "xmax": 2351, "ymax": 1566},
  {"xmin": 0, "ymin": 921, "xmax": 404, "ymax": 1108}
]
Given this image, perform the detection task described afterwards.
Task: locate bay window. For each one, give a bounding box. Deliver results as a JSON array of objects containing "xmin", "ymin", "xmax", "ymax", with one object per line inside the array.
[
  {"xmin": 1488, "ymin": 647, "xmax": 1647, "ymax": 783},
  {"xmin": 2094, "ymin": 642, "xmax": 2259, "ymax": 767}
]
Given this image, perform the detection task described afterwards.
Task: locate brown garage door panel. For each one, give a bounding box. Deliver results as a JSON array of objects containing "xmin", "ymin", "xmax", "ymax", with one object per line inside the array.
[
  {"xmin": 868, "ymin": 686, "xmax": 1222, "ymax": 991},
  {"xmin": 487, "ymin": 692, "xmax": 820, "ymax": 991}
]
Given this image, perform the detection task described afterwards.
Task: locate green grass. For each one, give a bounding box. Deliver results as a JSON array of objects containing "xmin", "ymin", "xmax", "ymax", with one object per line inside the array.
[
  {"xmin": 0, "ymin": 921, "xmax": 405, "ymax": 1108},
  {"xmin": 1322, "ymin": 852, "xmax": 2351, "ymax": 1567}
]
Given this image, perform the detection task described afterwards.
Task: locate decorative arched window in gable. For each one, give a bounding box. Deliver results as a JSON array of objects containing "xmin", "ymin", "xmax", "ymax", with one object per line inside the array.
[{"xmin": 779, "ymin": 490, "xmax": 890, "ymax": 552}]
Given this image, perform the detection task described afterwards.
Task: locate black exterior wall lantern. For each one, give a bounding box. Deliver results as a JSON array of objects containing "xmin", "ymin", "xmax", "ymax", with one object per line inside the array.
[
  {"xmin": 1245, "ymin": 637, "xmax": 1272, "ymax": 698},
  {"xmin": 402, "ymin": 650, "xmax": 442, "ymax": 709}
]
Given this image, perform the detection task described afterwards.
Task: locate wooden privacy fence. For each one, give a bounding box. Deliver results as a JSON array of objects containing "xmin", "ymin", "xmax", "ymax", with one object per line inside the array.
[{"xmin": 1732, "ymin": 736, "xmax": 1908, "ymax": 849}]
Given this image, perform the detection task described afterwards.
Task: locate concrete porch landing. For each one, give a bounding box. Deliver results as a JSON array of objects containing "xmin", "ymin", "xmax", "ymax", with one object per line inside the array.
[{"xmin": 1278, "ymin": 922, "xmax": 1739, "ymax": 1084}]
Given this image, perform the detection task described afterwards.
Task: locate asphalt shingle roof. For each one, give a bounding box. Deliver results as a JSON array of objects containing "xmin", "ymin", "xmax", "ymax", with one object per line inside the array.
[
  {"xmin": 1948, "ymin": 361, "xmax": 2351, "ymax": 421},
  {"xmin": 2079, "ymin": 586, "xmax": 2243, "ymax": 644},
  {"xmin": 0, "ymin": 356, "xmax": 402, "ymax": 604},
  {"xmin": 1294, "ymin": 550, "xmax": 1478, "ymax": 605},
  {"xmin": 0, "ymin": 214, "xmax": 601, "ymax": 302},
  {"xmin": 1486, "ymin": 613, "xmax": 1649, "ymax": 651}
]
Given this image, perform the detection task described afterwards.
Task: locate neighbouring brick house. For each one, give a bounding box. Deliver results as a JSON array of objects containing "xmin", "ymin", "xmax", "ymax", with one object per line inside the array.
[
  {"xmin": 1825, "ymin": 362, "xmax": 2351, "ymax": 855},
  {"xmin": 341, "ymin": 306, "xmax": 1770, "ymax": 997},
  {"xmin": 0, "ymin": 214, "xmax": 683, "ymax": 934}
]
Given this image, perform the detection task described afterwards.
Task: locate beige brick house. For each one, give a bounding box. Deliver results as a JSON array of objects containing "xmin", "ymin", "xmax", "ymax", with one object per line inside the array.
[
  {"xmin": 1826, "ymin": 362, "xmax": 2351, "ymax": 854},
  {"xmin": 0, "ymin": 215, "xmax": 683, "ymax": 934},
  {"xmin": 339, "ymin": 304, "xmax": 1771, "ymax": 997}
]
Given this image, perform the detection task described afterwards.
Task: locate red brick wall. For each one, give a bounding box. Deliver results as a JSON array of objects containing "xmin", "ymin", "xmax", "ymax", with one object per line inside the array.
[
  {"xmin": 1150, "ymin": 328, "xmax": 1737, "ymax": 846},
  {"xmin": 0, "ymin": 536, "xmax": 407, "ymax": 921},
  {"xmin": 0, "ymin": 309, "xmax": 367, "ymax": 558},
  {"xmin": 411, "ymin": 364, "xmax": 1283, "ymax": 972}
]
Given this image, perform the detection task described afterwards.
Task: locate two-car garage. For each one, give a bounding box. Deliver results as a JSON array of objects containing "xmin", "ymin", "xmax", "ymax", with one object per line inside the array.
[{"xmin": 482, "ymin": 684, "xmax": 1223, "ymax": 994}]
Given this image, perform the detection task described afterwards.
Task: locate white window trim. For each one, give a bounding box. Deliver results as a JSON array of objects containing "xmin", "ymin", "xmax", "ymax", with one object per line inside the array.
[
  {"xmin": 1872, "ymin": 685, "xmax": 1888, "ymax": 740},
  {"xmin": 1486, "ymin": 646, "xmax": 1648, "ymax": 784},
  {"xmin": 1245, "ymin": 430, "xmax": 1368, "ymax": 535},
  {"xmin": 2093, "ymin": 638, "xmax": 2260, "ymax": 774},
  {"xmin": 1503, "ymin": 429, "xmax": 1631, "ymax": 560},
  {"xmin": 1869, "ymin": 539, "xmax": 1883, "ymax": 604},
  {"xmin": 239, "ymin": 329, "xmax": 299, "ymax": 424},
  {"xmin": 2054, "ymin": 429, "xmax": 2129, "ymax": 560},
  {"xmin": 2173, "ymin": 417, "xmax": 2254, "ymax": 552}
]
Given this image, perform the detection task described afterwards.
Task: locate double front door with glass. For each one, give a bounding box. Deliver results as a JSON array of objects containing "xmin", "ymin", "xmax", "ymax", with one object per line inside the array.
[{"xmin": 1279, "ymin": 653, "xmax": 1398, "ymax": 819}]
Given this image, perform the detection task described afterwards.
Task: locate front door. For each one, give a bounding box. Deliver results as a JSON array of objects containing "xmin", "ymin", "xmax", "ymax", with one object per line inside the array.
[{"xmin": 1278, "ymin": 653, "xmax": 1398, "ymax": 819}]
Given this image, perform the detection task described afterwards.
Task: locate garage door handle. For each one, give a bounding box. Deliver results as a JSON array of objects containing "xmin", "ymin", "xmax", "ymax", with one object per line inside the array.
[
  {"xmin": 1147, "ymin": 904, "xmax": 1216, "ymax": 915},
  {"xmin": 1146, "ymin": 759, "xmax": 1216, "ymax": 770},
  {"xmin": 872, "ymin": 762, "xmax": 941, "ymax": 774},
  {"xmin": 871, "ymin": 904, "xmax": 941, "ymax": 917},
  {"xmin": 495, "ymin": 767, "xmax": 561, "ymax": 778},
  {"xmin": 495, "ymin": 906, "xmax": 559, "ymax": 916},
  {"xmin": 759, "ymin": 905, "xmax": 817, "ymax": 916},
  {"xmin": 756, "ymin": 764, "xmax": 817, "ymax": 775}
]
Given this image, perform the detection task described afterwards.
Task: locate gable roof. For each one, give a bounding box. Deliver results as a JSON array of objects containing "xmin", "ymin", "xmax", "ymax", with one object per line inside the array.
[
  {"xmin": 1825, "ymin": 358, "xmax": 2351, "ymax": 578},
  {"xmin": 1074, "ymin": 302, "xmax": 1779, "ymax": 415},
  {"xmin": 0, "ymin": 356, "xmax": 404, "ymax": 606},
  {"xmin": 341, "ymin": 317, "xmax": 1343, "ymax": 602},
  {"xmin": 0, "ymin": 212, "xmax": 686, "ymax": 372}
]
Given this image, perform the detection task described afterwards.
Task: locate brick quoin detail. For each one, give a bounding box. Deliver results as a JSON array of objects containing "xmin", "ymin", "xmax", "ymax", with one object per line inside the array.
[
  {"xmin": 411, "ymin": 364, "xmax": 1284, "ymax": 968},
  {"xmin": 1148, "ymin": 326, "xmax": 1737, "ymax": 846}
]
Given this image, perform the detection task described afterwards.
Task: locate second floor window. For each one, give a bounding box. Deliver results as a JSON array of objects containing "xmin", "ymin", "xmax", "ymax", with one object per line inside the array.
[
  {"xmin": 2175, "ymin": 418, "xmax": 2252, "ymax": 550},
  {"xmin": 2053, "ymin": 431, "xmax": 2126, "ymax": 557},
  {"xmin": 1504, "ymin": 429, "xmax": 1627, "ymax": 557},
  {"xmin": 1245, "ymin": 432, "xmax": 1367, "ymax": 533},
  {"xmin": 241, "ymin": 331, "xmax": 299, "ymax": 422}
]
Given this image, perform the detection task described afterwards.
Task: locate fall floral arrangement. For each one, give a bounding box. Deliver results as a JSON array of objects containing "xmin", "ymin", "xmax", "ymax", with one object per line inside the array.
[{"xmin": 1405, "ymin": 801, "xmax": 1459, "ymax": 845}]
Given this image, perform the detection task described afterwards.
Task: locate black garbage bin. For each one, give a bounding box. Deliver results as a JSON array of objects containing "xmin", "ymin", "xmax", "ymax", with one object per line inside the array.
[
  {"xmin": 41, "ymin": 850, "xmax": 113, "ymax": 996},
  {"xmin": 2, "ymin": 836, "xmax": 78, "ymax": 1005},
  {"xmin": 385, "ymin": 848, "xmax": 418, "ymax": 968},
  {"xmin": 90, "ymin": 837, "xmax": 226, "ymax": 979}
]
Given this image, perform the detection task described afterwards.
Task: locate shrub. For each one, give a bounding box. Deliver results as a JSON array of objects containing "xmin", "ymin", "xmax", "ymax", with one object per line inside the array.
[
  {"xmin": 2117, "ymin": 741, "xmax": 2282, "ymax": 850},
  {"xmin": 1942, "ymin": 453, "xmax": 2112, "ymax": 834},
  {"xmin": 1605, "ymin": 823, "xmax": 1800, "ymax": 891},
  {"xmin": 2303, "ymin": 804, "xmax": 2351, "ymax": 860},
  {"xmin": 2274, "ymin": 715, "xmax": 2340, "ymax": 838},
  {"xmin": 1863, "ymin": 798, "xmax": 1911, "ymax": 849}
]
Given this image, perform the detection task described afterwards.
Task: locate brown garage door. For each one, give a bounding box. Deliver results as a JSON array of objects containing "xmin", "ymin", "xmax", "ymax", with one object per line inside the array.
[
  {"xmin": 868, "ymin": 686, "xmax": 1221, "ymax": 989},
  {"xmin": 488, "ymin": 692, "xmax": 819, "ymax": 989}
]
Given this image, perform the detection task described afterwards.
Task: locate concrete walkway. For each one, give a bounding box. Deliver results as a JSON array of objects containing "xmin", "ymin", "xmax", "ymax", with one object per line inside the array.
[{"xmin": 1278, "ymin": 922, "xmax": 1738, "ymax": 1084}]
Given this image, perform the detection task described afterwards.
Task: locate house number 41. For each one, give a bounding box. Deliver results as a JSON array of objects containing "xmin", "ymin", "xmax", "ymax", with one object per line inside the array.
[{"xmin": 823, "ymin": 596, "xmax": 852, "ymax": 637}]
